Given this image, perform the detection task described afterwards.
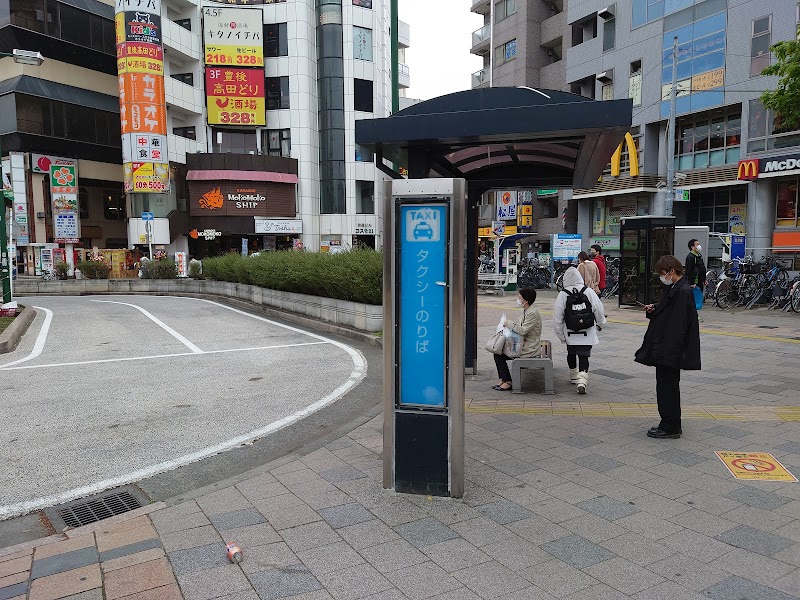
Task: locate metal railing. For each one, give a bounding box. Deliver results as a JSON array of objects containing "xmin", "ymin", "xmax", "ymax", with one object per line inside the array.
[
  {"xmin": 471, "ymin": 67, "xmax": 489, "ymax": 88},
  {"xmin": 471, "ymin": 24, "xmax": 491, "ymax": 48}
]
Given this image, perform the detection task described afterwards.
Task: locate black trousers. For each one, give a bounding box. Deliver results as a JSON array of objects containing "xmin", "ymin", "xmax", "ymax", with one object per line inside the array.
[
  {"xmin": 656, "ymin": 366, "xmax": 681, "ymax": 433},
  {"xmin": 494, "ymin": 353, "xmax": 512, "ymax": 382}
]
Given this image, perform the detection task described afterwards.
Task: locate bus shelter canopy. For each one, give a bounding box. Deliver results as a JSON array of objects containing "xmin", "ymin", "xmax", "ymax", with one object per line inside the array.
[{"xmin": 355, "ymin": 87, "xmax": 633, "ymax": 191}]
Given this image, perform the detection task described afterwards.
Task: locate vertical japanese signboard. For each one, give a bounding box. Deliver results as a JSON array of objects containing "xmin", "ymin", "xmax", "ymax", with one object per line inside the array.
[
  {"xmin": 50, "ymin": 165, "xmax": 81, "ymax": 243},
  {"xmin": 116, "ymin": 0, "xmax": 169, "ymax": 193},
  {"xmin": 399, "ymin": 204, "xmax": 448, "ymax": 408},
  {"xmin": 205, "ymin": 67, "xmax": 266, "ymax": 125},
  {"xmin": 202, "ymin": 7, "xmax": 264, "ymax": 66}
]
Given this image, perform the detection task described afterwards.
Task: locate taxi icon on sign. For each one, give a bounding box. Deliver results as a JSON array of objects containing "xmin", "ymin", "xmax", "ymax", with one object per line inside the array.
[{"xmin": 413, "ymin": 221, "xmax": 434, "ymax": 240}]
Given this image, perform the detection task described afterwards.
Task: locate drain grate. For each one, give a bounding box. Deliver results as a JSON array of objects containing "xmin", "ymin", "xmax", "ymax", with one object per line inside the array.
[{"xmin": 45, "ymin": 486, "xmax": 149, "ymax": 531}]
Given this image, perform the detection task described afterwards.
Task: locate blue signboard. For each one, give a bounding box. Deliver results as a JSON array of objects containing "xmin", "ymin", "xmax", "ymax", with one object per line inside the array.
[
  {"xmin": 141, "ymin": 212, "xmax": 154, "ymax": 221},
  {"xmin": 399, "ymin": 204, "xmax": 448, "ymax": 408},
  {"xmin": 730, "ymin": 235, "xmax": 746, "ymax": 261}
]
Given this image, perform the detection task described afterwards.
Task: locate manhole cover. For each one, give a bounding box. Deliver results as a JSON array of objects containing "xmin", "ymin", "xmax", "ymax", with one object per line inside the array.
[{"xmin": 45, "ymin": 486, "xmax": 150, "ymax": 531}]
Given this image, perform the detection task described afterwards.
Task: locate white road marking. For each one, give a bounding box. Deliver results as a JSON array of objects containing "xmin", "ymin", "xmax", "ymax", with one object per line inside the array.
[
  {"xmin": 0, "ymin": 295, "xmax": 367, "ymax": 520},
  {"xmin": 0, "ymin": 307, "xmax": 53, "ymax": 369},
  {"xmin": 0, "ymin": 341, "xmax": 328, "ymax": 370},
  {"xmin": 91, "ymin": 300, "xmax": 204, "ymax": 354}
]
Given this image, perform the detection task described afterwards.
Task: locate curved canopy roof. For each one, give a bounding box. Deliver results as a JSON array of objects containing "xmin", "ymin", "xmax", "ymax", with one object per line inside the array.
[{"xmin": 355, "ymin": 87, "xmax": 633, "ymax": 191}]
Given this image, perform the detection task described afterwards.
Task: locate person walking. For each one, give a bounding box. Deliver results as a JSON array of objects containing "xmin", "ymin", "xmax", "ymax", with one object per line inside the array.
[
  {"xmin": 492, "ymin": 288, "xmax": 542, "ymax": 391},
  {"xmin": 685, "ymin": 238, "xmax": 706, "ymax": 308},
  {"xmin": 590, "ymin": 244, "xmax": 607, "ymax": 292},
  {"xmin": 553, "ymin": 267, "xmax": 606, "ymax": 394},
  {"xmin": 635, "ymin": 255, "xmax": 701, "ymax": 439},
  {"xmin": 577, "ymin": 251, "xmax": 600, "ymax": 294}
]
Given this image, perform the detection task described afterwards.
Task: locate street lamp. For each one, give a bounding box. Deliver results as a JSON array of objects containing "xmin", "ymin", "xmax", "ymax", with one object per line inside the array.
[{"xmin": 1, "ymin": 49, "xmax": 45, "ymax": 303}]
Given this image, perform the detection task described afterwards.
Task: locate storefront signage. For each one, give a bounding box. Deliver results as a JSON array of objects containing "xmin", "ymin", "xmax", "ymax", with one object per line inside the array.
[
  {"xmin": 729, "ymin": 204, "xmax": 746, "ymax": 235},
  {"xmin": 205, "ymin": 67, "xmax": 266, "ymax": 126},
  {"xmin": 198, "ymin": 229, "xmax": 222, "ymax": 240},
  {"xmin": 115, "ymin": 0, "xmax": 168, "ymax": 193},
  {"xmin": 737, "ymin": 159, "xmax": 759, "ymax": 180},
  {"xmin": 477, "ymin": 225, "xmax": 518, "ymax": 237},
  {"xmin": 589, "ymin": 236, "xmax": 619, "ymax": 251},
  {"xmin": 190, "ymin": 182, "xmax": 270, "ymax": 216},
  {"xmin": 496, "ymin": 191, "xmax": 517, "ymax": 220},
  {"xmin": 354, "ymin": 222, "xmax": 375, "ymax": 235},
  {"xmin": 31, "ymin": 154, "xmax": 75, "ymax": 174},
  {"xmin": 691, "ymin": 67, "xmax": 724, "ymax": 92},
  {"xmin": 254, "ymin": 219, "xmax": 302, "ymax": 234},
  {"xmin": 552, "ymin": 233, "xmax": 582, "ymax": 260},
  {"xmin": 202, "ymin": 7, "xmax": 264, "ymax": 66},
  {"xmin": 204, "ymin": 0, "xmax": 284, "ymax": 4},
  {"xmin": 50, "ymin": 164, "xmax": 81, "ymax": 241},
  {"xmin": 610, "ymin": 132, "xmax": 640, "ymax": 177},
  {"xmin": 674, "ymin": 188, "xmax": 690, "ymax": 202},
  {"xmin": 399, "ymin": 204, "xmax": 447, "ymax": 407},
  {"xmin": 536, "ymin": 189, "xmax": 558, "ymax": 196},
  {"xmin": 763, "ymin": 156, "xmax": 800, "ymax": 174}
]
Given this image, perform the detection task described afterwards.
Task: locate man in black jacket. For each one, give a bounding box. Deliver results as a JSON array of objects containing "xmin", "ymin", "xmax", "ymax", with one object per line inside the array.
[
  {"xmin": 685, "ymin": 238, "xmax": 706, "ymax": 293},
  {"xmin": 635, "ymin": 255, "xmax": 701, "ymax": 439}
]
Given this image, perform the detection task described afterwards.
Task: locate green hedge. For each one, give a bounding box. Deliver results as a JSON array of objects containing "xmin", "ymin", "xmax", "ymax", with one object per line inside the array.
[
  {"xmin": 141, "ymin": 259, "xmax": 177, "ymax": 279},
  {"xmin": 202, "ymin": 249, "xmax": 382, "ymax": 305},
  {"xmin": 77, "ymin": 260, "xmax": 110, "ymax": 279}
]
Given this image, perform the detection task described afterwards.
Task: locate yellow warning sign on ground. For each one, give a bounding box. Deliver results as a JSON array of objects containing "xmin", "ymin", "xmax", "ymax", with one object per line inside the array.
[{"xmin": 716, "ymin": 452, "xmax": 798, "ymax": 482}]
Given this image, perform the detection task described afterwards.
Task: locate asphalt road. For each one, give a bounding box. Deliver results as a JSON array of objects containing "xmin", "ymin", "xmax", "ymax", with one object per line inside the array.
[{"xmin": 0, "ymin": 295, "xmax": 367, "ymax": 519}]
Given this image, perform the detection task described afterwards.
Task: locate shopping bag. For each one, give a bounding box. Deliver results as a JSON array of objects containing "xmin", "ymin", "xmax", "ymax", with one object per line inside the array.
[
  {"xmin": 692, "ymin": 286, "xmax": 703, "ymax": 311},
  {"xmin": 485, "ymin": 330, "xmax": 506, "ymax": 354},
  {"xmin": 503, "ymin": 329, "xmax": 522, "ymax": 358}
]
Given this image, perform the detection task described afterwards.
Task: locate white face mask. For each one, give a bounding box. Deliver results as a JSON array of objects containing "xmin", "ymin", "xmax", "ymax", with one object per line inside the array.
[
  {"xmin": 516, "ymin": 298, "xmax": 523, "ymax": 306},
  {"xmin": 660, "ymin": 274, "xmax": 672, "ymax": 285},
  {"xmin": 695, "ymin": 245, "xmax": 702, "ymax": 251}
]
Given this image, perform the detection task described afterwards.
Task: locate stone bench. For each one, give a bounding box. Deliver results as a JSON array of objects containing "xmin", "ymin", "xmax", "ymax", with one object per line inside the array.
[{"xmin": 511, "ymin": 339, "xmax": 554, "ymax": 395}]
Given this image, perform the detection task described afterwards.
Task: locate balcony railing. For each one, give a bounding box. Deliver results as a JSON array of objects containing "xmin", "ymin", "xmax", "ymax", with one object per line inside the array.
[
  {"xmin": 399, "ymin": 63, "xmax": 410, "ymax": 77},
  {"xmin": 472, "ymin": 24, "xmax": 491, "ymax": 48},
  {"xmin": 471, "ymin": 67, "xmax": 489, "ymax": 88}
]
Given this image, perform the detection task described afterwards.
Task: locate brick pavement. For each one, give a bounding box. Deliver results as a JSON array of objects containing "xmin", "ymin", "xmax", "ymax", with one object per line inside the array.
[{"xmin": 3, "ymin": 293, "xmax": 800, "ymax": 599}]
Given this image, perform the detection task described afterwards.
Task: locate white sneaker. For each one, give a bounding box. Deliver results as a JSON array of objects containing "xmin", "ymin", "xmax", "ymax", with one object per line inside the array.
[{"xmin": 576, "ymin": 371, "xmax": 588, "ymax": 394}]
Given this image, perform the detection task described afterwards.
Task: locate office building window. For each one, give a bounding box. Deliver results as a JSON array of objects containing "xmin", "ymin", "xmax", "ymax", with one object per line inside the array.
[
  {"xmin": 571, "ymin": 16, "xmax": 597, "ymax": 47},
  {"xmin": 173, "ymin": 126, "xmax": 196, "ymax": 140},
  {"xmin": 748, "ymin": 100, "xmax": 800, "ymax": 153},
  {"xmin": 354, "ymin": 26, "xmax": 372, "ymax": 61},
  {"xmin": 103, "ymin": 191, "xmax": 126, "ymax": 221},
  {"xmin": 10, "ymin": 0, "xmax": 116, "ymax": 55},
  {"xmin": 262, "ymin": 129, "xmax": 291, "ymax": 157},
  {"xmin": 601, "ymin": 83, "xmax": 613, "ymax": 100},
  {"xmin": 495, "ymin": 0, "xmax": 516, "ymax": 22},
  {"xmin": 266, "ymin": 76, "xmax": 290, "ymax": 110},
  {"xmin": 175, "ymin": 18, "xmax": 191, "ymax": 31},
  {"xmin": 264, "ymin": 23, "xmax": 288, "ymax": 57},
  {"xmin": 354, "ymin": 79, "xmax": 373, "ymax": 112},
  {"xmin": 751, "ymin": 16, "xmax": 772, "ymax": 76},
  {"xmin": 602, "ymin": 15, "xmax": 615, "ymax": 51},
  {"xmin": 353, "ymin": 0, "xmax": 371, "ymax": 7},
  {"xmin": 686, "ymin": 187, "xmax": 746, "ymax": 233},
  {"xmin": 15, "ymin": 95, "xmax": 120, "ymax": 147},
  {"xmin": 356, "ymin": 181, "xmax": 374, "ymax": 214},
  {"xmin": 212, "ymin": 128, "xmax": 257, "ymax": 154},
  {"xmin": 629, "ymin": 60, "xmax": 642, "ymax": 106},
  {"xmin": 777, "ymin": 180, "xmax": 799, "ymax": 227},
  {"xmin": 495, "ymin": 39, "xmax": 517, "ymax": 65},
  {"xmin": 675, "ymin": 106, "xmax": 741, "ymax": 170},
  {"xmin": 355, "ymin": 144, "xmax": 374, "ymax": 162},
  {"xmin": 170, "ymin": 73, "xmax": 194, "ymax": 86}
]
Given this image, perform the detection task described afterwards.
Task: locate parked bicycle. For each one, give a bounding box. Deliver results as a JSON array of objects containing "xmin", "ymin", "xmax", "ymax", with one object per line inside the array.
[
  {"xmin": 516, "ymin": 258, "xmax": 552, "ymax": 289},
  {"xmin": 600, "ymin": 257, "xmax": 620, "ymax": 298},
  {"xmin": 41, "ymin": 269, "xmax": 58, "ymax": 282}
]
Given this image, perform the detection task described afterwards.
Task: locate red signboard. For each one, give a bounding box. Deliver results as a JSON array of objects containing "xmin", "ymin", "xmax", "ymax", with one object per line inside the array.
[{"xmin": 205, "ymin": 67, "xmax": 266, "ymax": 126}]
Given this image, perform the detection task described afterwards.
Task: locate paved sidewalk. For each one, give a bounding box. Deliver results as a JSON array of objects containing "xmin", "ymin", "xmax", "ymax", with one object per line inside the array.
[{"xmin": 3, "ymin": 295, "xmax": 800, "ymax": 600}]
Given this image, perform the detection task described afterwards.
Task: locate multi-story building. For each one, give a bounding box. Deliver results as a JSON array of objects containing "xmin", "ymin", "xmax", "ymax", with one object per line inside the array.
[
  {"xmin": 470, "ymin": 0, "xmax": 800, "ymax": 267},
  {"xmin": 568, "ymin": 0, "xmax": 799, "ymax": 267},
  {"xmin": 2, "ymin": 0, "xmax": 406, "ymax": 273},
  {"xmin": 469, "ymin": 0, "xmax": 575, "ymax": 256}
]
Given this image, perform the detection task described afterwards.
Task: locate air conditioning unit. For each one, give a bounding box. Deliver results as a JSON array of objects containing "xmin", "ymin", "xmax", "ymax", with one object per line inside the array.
[{"xmin": 36, "ymin": 212, "xmax": 45, "ymax": 219}]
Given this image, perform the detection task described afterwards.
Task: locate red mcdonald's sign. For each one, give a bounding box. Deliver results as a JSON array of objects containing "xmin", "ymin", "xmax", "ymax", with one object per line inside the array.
[{"xmin": 737, "ymin": 159, "xmax": 759, "ymax": 180}]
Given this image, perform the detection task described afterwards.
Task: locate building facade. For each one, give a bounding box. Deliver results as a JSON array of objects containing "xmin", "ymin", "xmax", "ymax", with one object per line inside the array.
[{"xmin": 2, "ymin": 0, "xmax": 405, "ymax": 273}]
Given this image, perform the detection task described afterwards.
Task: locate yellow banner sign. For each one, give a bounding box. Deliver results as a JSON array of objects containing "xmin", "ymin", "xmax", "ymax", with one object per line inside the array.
[
  {"xmin": 716, "ymin": 452, "xmax": 797, "ymax": 481},
  {"xmin": 518, "ymin": 216, "xmax": 533, "ymax": 226},
  {"xmin": 207, "ymin": 97, "xmax": 266, "ymax": 126},
  {"xmin": 692, "ymin": 67, "xmax": 724, "ymax": 92},
  {"xmin": 478, "ymin": 225, "xmax": 517, "ymax": 238},
  {"xmin": 124, "ymin": 162, "xmax": 169, "ymax": 193},
  {"xmin": 519, "ymin": 205, "xmax": 533, "ymax": 216}
]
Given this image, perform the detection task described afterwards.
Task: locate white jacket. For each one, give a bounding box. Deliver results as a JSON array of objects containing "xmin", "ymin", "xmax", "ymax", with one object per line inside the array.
[{"xmin": 553, "ymin": 267, "xmax": 607, "ymax": 346}]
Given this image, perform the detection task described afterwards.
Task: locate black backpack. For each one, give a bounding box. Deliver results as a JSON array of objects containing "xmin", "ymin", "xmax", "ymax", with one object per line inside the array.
[{"xmin": 564, "ymin": 286, "xmax": 595, "ymax": 334}]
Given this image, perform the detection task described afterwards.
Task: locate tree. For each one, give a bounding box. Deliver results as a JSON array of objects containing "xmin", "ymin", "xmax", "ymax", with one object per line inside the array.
[{"xmin": 760, "ymin": 20, "xmax": 800, "ymax": 130}]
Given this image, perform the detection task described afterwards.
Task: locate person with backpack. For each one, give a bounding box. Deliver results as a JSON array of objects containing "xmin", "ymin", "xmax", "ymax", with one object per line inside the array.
[{"xmin": 553, "ymin": 267, "xmax": 606, "ymax": 394}]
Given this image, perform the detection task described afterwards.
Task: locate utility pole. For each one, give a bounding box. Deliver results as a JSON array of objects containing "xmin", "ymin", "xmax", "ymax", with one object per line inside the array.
[
  {"xmin": 391, "ymin": 0, "xmax": 399, "ymax": 114},
  {"xmin": 665, "ymin": 36, "xmax": 678, "ymax": 217},
  {"xmin": 488, "ymin": 0, "xmax": 493, "ymax": 87}
]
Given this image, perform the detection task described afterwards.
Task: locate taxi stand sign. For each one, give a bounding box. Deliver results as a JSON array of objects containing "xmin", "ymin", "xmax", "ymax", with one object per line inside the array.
[{"xmin": 384, "ymin": 178, "xmax": 465, "ymax": 498}]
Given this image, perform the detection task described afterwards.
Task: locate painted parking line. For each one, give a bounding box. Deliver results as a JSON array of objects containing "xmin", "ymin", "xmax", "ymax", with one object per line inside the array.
[
  {"xmin": 0, "ymin": 341, "xmax": 329, "ymax": 371},
  {"xmin": 91, "ymin": 299, "xmax": 204, "ymax": 353},
  {"xmin": 0, "ymin": 307, "xmax": 53, "ymax": 369},
  {"xmin": 466, "ymin": 399, "xmax": 800, "ymax": 421}
]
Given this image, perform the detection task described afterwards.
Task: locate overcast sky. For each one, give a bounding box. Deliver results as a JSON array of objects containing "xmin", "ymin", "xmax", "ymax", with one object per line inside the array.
[{"xmin": 398, "ymin": 0, "xmax": 484, "ymax": 101}]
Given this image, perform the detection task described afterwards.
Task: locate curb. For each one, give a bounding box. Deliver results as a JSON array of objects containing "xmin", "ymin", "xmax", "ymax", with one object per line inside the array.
[{"xmin": 0, "ymin": 305, "xmax": 36, "ymax": 354}]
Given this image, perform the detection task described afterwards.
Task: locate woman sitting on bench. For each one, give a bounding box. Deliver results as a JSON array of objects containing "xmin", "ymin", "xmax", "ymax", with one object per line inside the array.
[{"xmin": 493, "ymin": 288, "xmax": 542, "ymax": 391}]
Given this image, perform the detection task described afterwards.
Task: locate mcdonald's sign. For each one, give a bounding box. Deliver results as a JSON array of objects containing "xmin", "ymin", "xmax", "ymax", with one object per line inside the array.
[
  {"xmin": 610, "ymin": 132, "xmax": 640, "ymax": 177},
  {"xmin": 737, "ymin": 159, "xmax": 759, "ymax": 180}
]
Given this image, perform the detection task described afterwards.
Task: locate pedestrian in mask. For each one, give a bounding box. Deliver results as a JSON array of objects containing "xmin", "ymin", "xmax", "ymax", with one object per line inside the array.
[{"xmin": 685, "ymin": 239, "xmax": 706, "ymax": 310}]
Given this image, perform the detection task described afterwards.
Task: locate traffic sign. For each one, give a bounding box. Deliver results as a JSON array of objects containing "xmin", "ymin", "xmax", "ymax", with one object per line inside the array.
[{"xmin": 141, "ymin": 212, "xmax": 154, "ymax": 221}]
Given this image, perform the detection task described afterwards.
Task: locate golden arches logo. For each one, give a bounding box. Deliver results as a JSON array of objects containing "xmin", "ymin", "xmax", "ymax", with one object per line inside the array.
[
  {"xmin": 737, "ymin": 160, "xmax": 759, "ymax": 180},
  {"xmin": 610, "ymin": 132, "xmax": 639, "ymax": 177}
]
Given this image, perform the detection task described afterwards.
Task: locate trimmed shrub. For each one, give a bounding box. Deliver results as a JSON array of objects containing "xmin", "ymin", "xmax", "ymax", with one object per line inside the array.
[
  {"xmin": 202, "ymin": 249, "xmax": 382, "ymax": 305},
  {"xmin": 54, "ymin": 262, "xmax": 70, "ymax": 280},
  {"xmin": 189, "ymin": 260, "xmax": 203, "ymax": 279},
  {"xmin": 141, "ymin": 259, "xmax": 177, "ymax": 279},
  {"xmin": 77, "ymin": 260, "xmax": 110, "ymax": 279}
]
